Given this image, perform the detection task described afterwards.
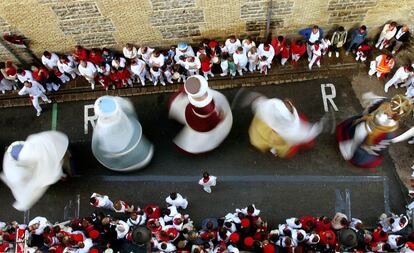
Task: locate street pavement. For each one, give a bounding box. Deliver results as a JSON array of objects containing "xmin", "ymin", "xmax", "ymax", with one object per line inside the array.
[{"xmin": 0, "ymin": 77, "xmax": 408, "ymax": 227}]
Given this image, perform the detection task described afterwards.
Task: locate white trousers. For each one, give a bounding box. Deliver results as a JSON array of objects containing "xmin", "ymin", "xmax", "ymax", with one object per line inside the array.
[
  {"xmin": 59, "ymin": 74, "xmax": 70, "ymax": 83},
  {"xmin": 368, "ymin": 61, "xmax": 382, "ymax": 78},
  {"xmin": 384, "ymin": 76, "xmax": 404, "ymax": 92},
  {"xmin": 248, "ymin": 61, "xmax": 257, "ymax": 72},
  {"xmin": 31, "ymin": 94, "xmax": 49, "ymax": 112},
  {"xmin": 84, "ymin": 76, "xmax": 95, "ymax": 89},
  {"xmin": 281, "ymin": 58, "xmax": 288, "ymax": 66},
  {"xmin": 308, "ymin": 54, "xmax": 321, "ymax": 68},
  {"xmin": 292, "ymin": 53, "xmax": 300, "ymax": 62},
  {"xmin": 306, "ymin": 44, "xmax": 313, "ymax": 61}
]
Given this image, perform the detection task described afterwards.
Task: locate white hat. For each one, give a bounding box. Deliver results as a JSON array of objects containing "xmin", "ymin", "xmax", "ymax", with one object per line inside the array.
[{"xmin": 184, "ymin": 75, "xmax": 213, "ymax": 108}]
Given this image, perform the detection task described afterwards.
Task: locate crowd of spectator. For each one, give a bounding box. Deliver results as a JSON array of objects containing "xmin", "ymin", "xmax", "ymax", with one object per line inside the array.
[{"xmin": 1, "ymin": 192, "xmax": 414, "ymax": 252}]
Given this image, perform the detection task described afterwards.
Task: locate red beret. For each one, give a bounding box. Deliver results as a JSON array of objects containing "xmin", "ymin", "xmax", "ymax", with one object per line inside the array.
[
  {"xmin": 244, "ymin": 236, "xmax": 254, "ymax": 247},
  {"xmin": 208, "ymin": 40, "xmax": 218, "ymax": 48},
  {"xmin": 263, "ymin": 243, "xmax": 275, "ymax": 253},
  {"xmin": 241, "ymin": 218, "xmax": 250, "ymax": 228},
  {"xmin": 229, "ymin": 232, "xmax": 240, "ymax": 243},
  {"xmin": 88, "ymin": 230, "xmax": 100, "ymax": 239}
]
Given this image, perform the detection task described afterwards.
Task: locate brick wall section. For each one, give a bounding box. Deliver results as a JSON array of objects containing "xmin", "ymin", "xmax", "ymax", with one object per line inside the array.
[
  {"xmin": 241, "ymin": 0, "xmax": 293, "ymax": 38},
  {"xmin": 328, "ymin": 0, "xmax": 378, "ymax": 24},
  {"xmin": 46, "ymin": 0, "xmax": 117, "ymax": 48},
  {"xmin": 149, "ymin": 0, "xmax": 205, "ymax": 41},
  {"xmin": 51, "ymin": 2, "xmax": 101, "ymax": 20},
  {"xmin": 0, "ymin": 0, "xmax": 412, "ymax": 61}
]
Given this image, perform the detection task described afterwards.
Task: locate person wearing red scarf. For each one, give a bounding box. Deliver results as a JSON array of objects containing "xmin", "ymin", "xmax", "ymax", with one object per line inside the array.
[
  {"xmin": 72, "ymin": 45, "xmax": 88, "ymax": 62},
  {"xmin": 290, "ymin": 40, "xmax": 307, "ymax": 64},
  {"xmin": 89, "ymin": 48, "xmax": 104, "ymax": 65},
  {"xmin": 308, "ymin": 41, "xmax": 322, "ymax": 70}
]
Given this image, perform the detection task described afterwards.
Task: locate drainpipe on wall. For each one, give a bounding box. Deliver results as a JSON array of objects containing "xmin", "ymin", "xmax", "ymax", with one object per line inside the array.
[{"xmin": 265, "ymin": 0, "xmax": 273, "ymax": 42}]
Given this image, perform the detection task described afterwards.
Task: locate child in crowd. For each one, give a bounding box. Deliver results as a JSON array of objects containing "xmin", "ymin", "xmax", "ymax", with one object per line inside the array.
[
  {"xmin": 53, "ymin": 68, "xmax": 70, "ymax": 84},
  {"xmin": 290, "ymin": 40, "xmax": 307, "ymax": 64},
  {"xmin": 109, "ymin": 67, "xmax": 122, "ymax": 89},
  {"xmin": 321, "ymin": 37, "xmax": 331, "ymax": 56},
  {"xmin": 258, "ymin": 56, "xmax": 269, "ymax": 75},
  {"xmin": 184, "ymin": 56, "xmax": 200, "ymax": 76},
  {"xmin": 161, "ymin": 65, "xmax": 173, "ymax": 84},
  {"xmin": 248, "ymin": 47, "xmax": 259, "ymax": 72},
  {"xmin": 130, "ymin": 59, "xmax": 148, "ymax": 86},
  {"xmin": 97, "ymin": 72, "xmax": 112, "ymax": 90},
  {"xmin": 118, "ymin": 67, "xmax": 132, "ymax": 87},
  {"xmin": 233, "ymin": 46, "xmax": 248, "ymax": 76},
  {"xmin": 220, "ymin": 53, "xmax": 229, "ymax": 77},
  {"xmin": 227, "ymin": 56, "xmax": 237, "ymax": 77},
  {"xmin": 280, "ymin": 43, "xmax": 290, "ymax": 66},
  {"xmin": 98, "ymin": 62, "xmax": 110, "ymax": 76},
  {"xmin": 199, "ymin": 53, "xmax": 214, "ymax": 80},
  {"xmin": 308, "ymin": 41, "xmax": 322, "ymax": 70},
  {"xmin": 172, "ymin": 64, "xmax": 186, "ymax": 83},
  {"xmin": 150, "ymin": 66, "xmax": 165, "ymax": 86},
  {"xmin": 355, "ymin": 41, "xmax": 373, "ymax": 62}
]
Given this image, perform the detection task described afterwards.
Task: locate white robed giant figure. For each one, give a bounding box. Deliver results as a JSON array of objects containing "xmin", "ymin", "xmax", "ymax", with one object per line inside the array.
[
  {"xmin": 168, "ymin": 75, "xmax": 233, "ymax": 154},
  {"xmin": 1, "ymin": 131, "xmax": 69, "ymax": 211},
  {"xmin": 92, "ymin": 96, "xmax": 154, "ymax": 171}
]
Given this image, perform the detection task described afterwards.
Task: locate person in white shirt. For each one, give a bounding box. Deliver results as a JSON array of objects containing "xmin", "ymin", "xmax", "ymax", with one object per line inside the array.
[
  {"xmin": 111, "ymin": 56, "xmax": 126, "ymax": 70},
  {"xmin": 308, "ymin": 41, "xmax": 322, "ymax": 70},
  {"xmin": 89, "ymin": 192, "xmax": 115, "ymax": 211},
  {"xmin": 138, "ymin": 46, "xmax": 154, "ymax": 64},
  {"xmin": 376, "ymin": 22, "xmax": 398, "ymax": 50},
  {"xmin": 257, "ymin": 43, "xmax": 275, "ymax": 68},
  {"xmin": 233, "ymin": 47, "xmax": 248, "ymax": 76},
  {"xmin": 16, "ymin": 69, "xmax": 33, "ymax": 83},
  {"xmin": 57, "ymin": 55, "xmax": 79, "ymax": 79},
  {"xmin": 174, "ymin": 42, "xmax": 195, "ymax": 62},
  {"xmin": 150, "ymin": 66, "xmax": 164, "ymax": 86},
  {"xmin": 198, "ymin": 171, "xmax": 217, "ymax": 193},
  {"xmin": 258, "ymin": 56, "xmax": 269, "ymax": 75},
  {"xmin": 97, "ymin": 62, "xmax": 110, "ymax": 76},
  {"xmin": 242, "ymin": 37, "xmax": 256, "ymax": 53},
  {"xmin": 149, "ymin": 50, "xmax": 165, "ymax": 68},
  {"xmin": 41, "ymin": 51, "xmax": 59, "ymax": 70},
  {"xmin": 384, "ymin": 65, "xmax": 414, "ymax": 92},
  {"xmin": 130, "ymin": 59, "xmax": 149, "ymax": 86},
  {"xmin": 122, "ymin": 43, "xmax": 138, "ymax": 60},
  {"xmin": 184, "ymin": 56, "xmax": 200, "ymax": 76},
  {"xmin": 220, "ymin": 55, "xmax": 229, "ymax": 76},
  {"xmin": 78, "ymin": 60, "xmax": 97, "ymax": 90},
  {"xmin": 165, "ymin": 192, "xmax": 188, "ymax": 209},
  {"xmin": 248, "ymin": 47, "xmax": 259, "ymax": 72},
  {"xmin": 18, "ymin": 80, "xmax": 51, "ymax": 116},
  {"xmin": 225, "ymin": 35, "xmax": 242, "ymax": 55}
]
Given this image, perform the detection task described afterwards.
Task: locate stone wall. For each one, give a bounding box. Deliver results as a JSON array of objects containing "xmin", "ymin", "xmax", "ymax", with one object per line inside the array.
[{"xmin": 0, "ymin": 0, "xmax": 412, "ymax": 64}]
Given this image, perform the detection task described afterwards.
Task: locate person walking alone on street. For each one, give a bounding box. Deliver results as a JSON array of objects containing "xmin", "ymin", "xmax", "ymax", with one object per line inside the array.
[
  {"xmin": 18, "ymin": 80, "xmax": 51, "ymax": 116},
  {"xmin": 198, "ymin": 172, "xmax": 217, "ymax": 193}
]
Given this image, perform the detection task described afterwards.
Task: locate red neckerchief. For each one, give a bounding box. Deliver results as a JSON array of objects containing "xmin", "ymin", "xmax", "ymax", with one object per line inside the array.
[
  {"xmin": 203, "ymin": 177, "xmax": 210, "ymax": 183},
  {"xmin": 314, "ymin": 44, "xmax": 320, "ymax": 51},
  {"xmin": 264, "ymin": 47, "xmax": 270, "ymax": 52}
]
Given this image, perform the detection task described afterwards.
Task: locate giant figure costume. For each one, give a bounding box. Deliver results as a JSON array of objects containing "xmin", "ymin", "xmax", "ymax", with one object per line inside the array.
[
  {"xmin": 336, "ymin": 93, "xmax": 412, "ymax": 168},
  {"xmin": 1, "ymin": 131, "xmax": 69, "ymax": 211},
  {"xmin": 249, "ymin": 96, "xmax": 322, "ymax": 158},
  {"xmin": 168, "ymin": 75, "xmax": 233, "ymax": 154}
]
